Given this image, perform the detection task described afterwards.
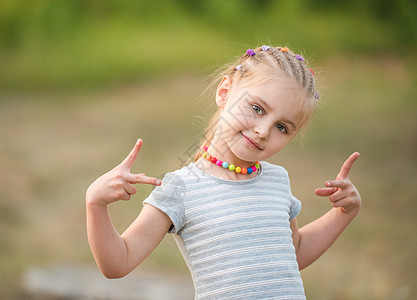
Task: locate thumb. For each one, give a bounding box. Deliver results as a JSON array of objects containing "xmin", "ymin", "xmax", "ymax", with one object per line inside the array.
[{"xmin": 120, "ymin": 139, "xmax": 143, "ymax": 171}]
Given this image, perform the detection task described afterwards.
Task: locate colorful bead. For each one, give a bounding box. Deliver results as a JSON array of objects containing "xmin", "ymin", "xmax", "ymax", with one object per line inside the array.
[
  {"xmin": 262, "ymin": 45, "xmax": 271, "ymax": 51},
  {"xmin": 246, "ymin": 49, "xmax": 256, "ymax": 56},
  {"xmin": 200, "ymin": 148, "xmax": 259, "ymax": 176},
  {"xmin": 296, "ymin": 54, "xmax": 304, "ymax": 62},
  {"xmin": 280, "ymin": 47, "xmax": 289, "ymax": 52}
]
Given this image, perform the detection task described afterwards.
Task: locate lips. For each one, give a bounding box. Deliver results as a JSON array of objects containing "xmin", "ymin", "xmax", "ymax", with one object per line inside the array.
[{"xmin": 240, "ymin": 132, "xmax": 263, "ymax": 150}]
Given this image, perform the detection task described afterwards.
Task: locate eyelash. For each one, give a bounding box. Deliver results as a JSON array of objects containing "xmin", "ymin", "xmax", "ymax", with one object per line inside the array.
[
  {"xmin": 251, "ymin": 104, "xmax": 288, "ymax": 134},
  {"xmin": 252, "ymin": 104, "xmax": 263, "ymax": 115},
  {"xmin": 275, "ymin": 123, "xmax": 288, "ymax": 134}
]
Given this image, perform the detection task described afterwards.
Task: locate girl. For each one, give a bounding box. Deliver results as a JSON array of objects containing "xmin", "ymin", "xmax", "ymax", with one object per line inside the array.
[{"xmin": 86, "ymin": 45, "xmax": 361, "ymax": 299}]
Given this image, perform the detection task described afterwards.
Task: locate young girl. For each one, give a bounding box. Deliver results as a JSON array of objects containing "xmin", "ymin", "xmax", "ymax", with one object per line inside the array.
[{"xmin": 86, "ymin": 45, "xmax": 361, "ymax": 299}]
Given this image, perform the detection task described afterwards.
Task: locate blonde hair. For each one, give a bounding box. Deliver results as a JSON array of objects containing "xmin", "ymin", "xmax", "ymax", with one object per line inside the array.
[{"xmin": 193, "ymin": 45, "xmax": 319, "ymax": 162}]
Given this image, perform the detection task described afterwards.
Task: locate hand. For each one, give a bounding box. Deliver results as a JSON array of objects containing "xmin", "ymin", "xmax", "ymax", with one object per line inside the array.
[
  {"xmin": 315, "ymin": 152, "xmax": 361, "ymax": 216},
  {"xmin": 86, "ymin": 139, "xmax": 162, "ymax": 206}
]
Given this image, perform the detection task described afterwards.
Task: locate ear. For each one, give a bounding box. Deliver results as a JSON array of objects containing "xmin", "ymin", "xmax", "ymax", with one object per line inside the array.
[{"xmin": 216, "ymin": 76, "xmax": 231, "ymax": 108}]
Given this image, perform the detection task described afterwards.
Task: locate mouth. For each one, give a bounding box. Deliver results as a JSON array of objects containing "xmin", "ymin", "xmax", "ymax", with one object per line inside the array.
[{"xmin": 240, "ymin": 132, "xmax": 263, "ymax": 150}]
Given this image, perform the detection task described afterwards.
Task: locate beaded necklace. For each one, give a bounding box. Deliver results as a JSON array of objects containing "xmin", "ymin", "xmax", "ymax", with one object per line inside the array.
[{"xmin": 201, "ymin": 147, "xmax": 260, "ymax": 175}]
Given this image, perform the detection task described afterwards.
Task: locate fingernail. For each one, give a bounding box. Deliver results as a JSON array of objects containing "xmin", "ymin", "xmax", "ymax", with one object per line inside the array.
[
  {"xmin": 325, "ymin": 181, "xmax": 331, "ymax": 187},
  {"xmin": 155, "ymin": 179, "xmax": 161, "ymax": 185}
]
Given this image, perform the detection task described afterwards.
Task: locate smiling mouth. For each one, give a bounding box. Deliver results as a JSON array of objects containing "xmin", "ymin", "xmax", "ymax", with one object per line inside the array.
[{"xmin": 240, "ymin": 132, "xmax": 263, "ymax": 150}]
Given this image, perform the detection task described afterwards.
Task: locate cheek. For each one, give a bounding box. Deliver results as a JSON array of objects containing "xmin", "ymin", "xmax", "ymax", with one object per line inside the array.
[
  {"xmin": 269, "ymin": 134, "xmax": 292, "ymax": 151},
  {"xmin": 223, "ymin": 106, "xmax": 254, "ymax": 130}
]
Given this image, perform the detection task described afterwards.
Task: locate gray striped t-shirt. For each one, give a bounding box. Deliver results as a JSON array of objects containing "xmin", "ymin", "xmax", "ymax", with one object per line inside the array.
[{"xmin": 143, "ymin": 161, "xmax": 305, "ymax": 299}]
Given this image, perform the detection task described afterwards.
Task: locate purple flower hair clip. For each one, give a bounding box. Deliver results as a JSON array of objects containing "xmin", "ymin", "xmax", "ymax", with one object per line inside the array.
[
  {"xmin": 246, "ymin": 49, "xmax": 256, "ymax": 56},
  {"xmin": 296, "ymin": 54, "xmax": 304, "ymax": 62},
  {"xmin": 235, "ymin": 65, "xmax": 242, "ymax": 70},
  {"xmin": 262, "ymin": 45, "xmax": 271, "ymax": 51},
  {"xmin": 315, "ymin": 92, "xmax": 320, "ymax": 100}
]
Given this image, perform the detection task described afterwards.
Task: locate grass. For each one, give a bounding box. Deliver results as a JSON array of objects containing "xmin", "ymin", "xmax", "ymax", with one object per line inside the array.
[
  {"xmin": 0, "ymin": 54, "xmax": 416, "ymax": 299},
  {"xmin": 1, "ymin": 1, "xmax": 414, "ymax": 92}
]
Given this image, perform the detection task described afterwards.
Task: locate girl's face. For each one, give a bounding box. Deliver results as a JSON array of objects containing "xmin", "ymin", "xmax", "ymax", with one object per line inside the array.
[{"xmin": 214, "ymin": 76, "xmax": 303, "ymax": 164}]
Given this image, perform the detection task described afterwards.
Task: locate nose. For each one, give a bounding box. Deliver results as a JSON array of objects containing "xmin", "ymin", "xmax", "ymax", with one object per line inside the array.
[{"xmin": 254, "ymin": 122, "xmax": 269, "ymax": 140}]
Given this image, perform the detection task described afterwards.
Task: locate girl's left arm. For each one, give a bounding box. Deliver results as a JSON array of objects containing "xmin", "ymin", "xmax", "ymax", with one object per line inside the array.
[{"xmin": 291, "ymin": 152, "xmax": 361, "ymax": 270}]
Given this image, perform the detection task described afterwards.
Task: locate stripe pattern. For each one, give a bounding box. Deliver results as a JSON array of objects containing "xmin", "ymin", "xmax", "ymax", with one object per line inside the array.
[{"xmin": 144, "ymin": 161, "xmax": 305, "ymax": 299}]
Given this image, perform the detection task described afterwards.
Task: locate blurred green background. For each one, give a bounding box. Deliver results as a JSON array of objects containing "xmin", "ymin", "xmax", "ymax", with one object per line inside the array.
[{"xmin": 1, "ymin": 0, "xmax": 416, "ymax": 299}]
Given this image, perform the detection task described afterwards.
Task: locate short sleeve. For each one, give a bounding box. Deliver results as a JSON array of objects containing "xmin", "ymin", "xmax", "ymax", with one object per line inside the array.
[
  {"xmin": 284, "ymin": 167, "xmax": 302, "ymax": 221},
  {"xmin": 289, "ymin": 194, "xmax": 302, "ymax": 221},
  {"xmin": 142, "ymin": 171, "xmax": 186, "ymax": 233}
]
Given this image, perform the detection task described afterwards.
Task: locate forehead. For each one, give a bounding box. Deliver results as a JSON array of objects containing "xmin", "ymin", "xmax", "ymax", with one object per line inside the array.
[
  {"xmin": 249, "ymin": 76, "xmax": 299, "ymax": 96},
  {"xmin": 234, "ymin": 67, "xmax": 301, "ymax": 96}
]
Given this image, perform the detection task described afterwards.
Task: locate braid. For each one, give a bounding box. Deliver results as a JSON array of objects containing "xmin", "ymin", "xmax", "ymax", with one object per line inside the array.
[
  {"xmin": 232, "ymin": 45, "xmax": 318, "ymax": 101},
  {"xmin": 283, "ymin": 50, "xmax": 299, "ymax": 79},
  {"xmin": 270, "ymin": 48, "xmax": 291, "ymax": 76},
  {"xmin": 298, "ymin": 58, "xmax": 307, "ymax": 87}
]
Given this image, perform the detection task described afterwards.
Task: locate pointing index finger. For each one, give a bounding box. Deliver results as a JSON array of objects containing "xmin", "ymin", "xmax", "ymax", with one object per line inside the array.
[
  {"xmin": 121, "ymin": 139, "xmax": 143, "ymax": 171},
  {"xmin": 337, "ymin": 152, "xmax": 360, "ymax": 179},
  {"xmin": 127, "ymin": 173, "xmax": 162, "ymax": 186}
]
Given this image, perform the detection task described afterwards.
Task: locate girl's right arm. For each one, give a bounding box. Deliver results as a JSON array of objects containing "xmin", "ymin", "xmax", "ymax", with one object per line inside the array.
[{"xmin": 86, "ymin": 139, "xmax": 172, "ymax": 278}]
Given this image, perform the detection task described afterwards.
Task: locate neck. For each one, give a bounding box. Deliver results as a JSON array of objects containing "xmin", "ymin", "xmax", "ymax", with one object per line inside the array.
[
  {"xmin": 196, "ymin": 146, "xmax": 260, "ymax": 180},
  {"xmin": 196, "ymin": 158, "xmax": 259, "ymax": 181},
  {"xmin": 206, "ymin": 142, "xmax": 256, "ymax": 168}
]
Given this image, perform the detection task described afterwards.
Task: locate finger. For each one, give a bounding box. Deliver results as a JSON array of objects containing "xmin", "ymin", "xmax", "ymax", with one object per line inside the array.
[
  {"xmin": 331, "ymin": 197, "xmax": 350, "ymax": 208},
  {"xmin": 123, "ymin": 183, "xmax": 137, "ymax": 196},
  {"xmin": 121, "ymin": 139, "xmax": 143, "ymax": 171},
  {"xmin": 328, "ymin": 189, "xmax": 349, "ymax": 203},
  {"xmin": 127, "ymin": 173, "xmax": 162, "ymax": 186},
  {"xmin": 120, "ymin": 191, "xmax": 132, "ymax": 201},
  {"xmin": 329, "ymin": 194, "xmax": 357, "ymax": 210},
  {"xmin": 315, "ymin": 187, "xmax": 338, "ymax": 197},
  {"xmin": 337, "ymin": 152, "xmax": 360, "ymax": 179},
  {"xmin": 325, "ymin": 179, "xmax": 349, "ymax": 189}
]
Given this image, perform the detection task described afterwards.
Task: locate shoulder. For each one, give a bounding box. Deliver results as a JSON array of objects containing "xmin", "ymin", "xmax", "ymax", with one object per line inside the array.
[
  {"xmin": 260, "ymin": 161, "xmax": 293, "ymax": 189},
  {"xmin": 162, "ymin": 164, "xmax": 202, "ymax": 184},
  {"xmin": 157, "ymin": 163, "xmax": 205, "ymax": 192},
  {"xmin": 261, "ymin": 161, "xmax": 289, "ymax": 177}
]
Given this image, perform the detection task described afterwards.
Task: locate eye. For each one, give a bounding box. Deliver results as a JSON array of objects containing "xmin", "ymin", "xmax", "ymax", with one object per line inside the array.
[
  {"xmin": 252, "ymin": 105, "xmax": 263, "ymax": 115},
  {"xmin": 275, "ymin": 123, "xmax": 288, "ymax": 133}
]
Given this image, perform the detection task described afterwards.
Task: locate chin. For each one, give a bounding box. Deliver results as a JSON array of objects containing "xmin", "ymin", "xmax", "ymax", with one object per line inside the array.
[{"xmin": 231, "ymin": 148, "xmax": 262, "ymax": 163}]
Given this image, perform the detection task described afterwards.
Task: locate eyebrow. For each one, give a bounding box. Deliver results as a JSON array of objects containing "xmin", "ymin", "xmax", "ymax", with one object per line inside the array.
[{"xmin": 252, "ymin": 95, "xmax": 298, "ymax": 131}]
